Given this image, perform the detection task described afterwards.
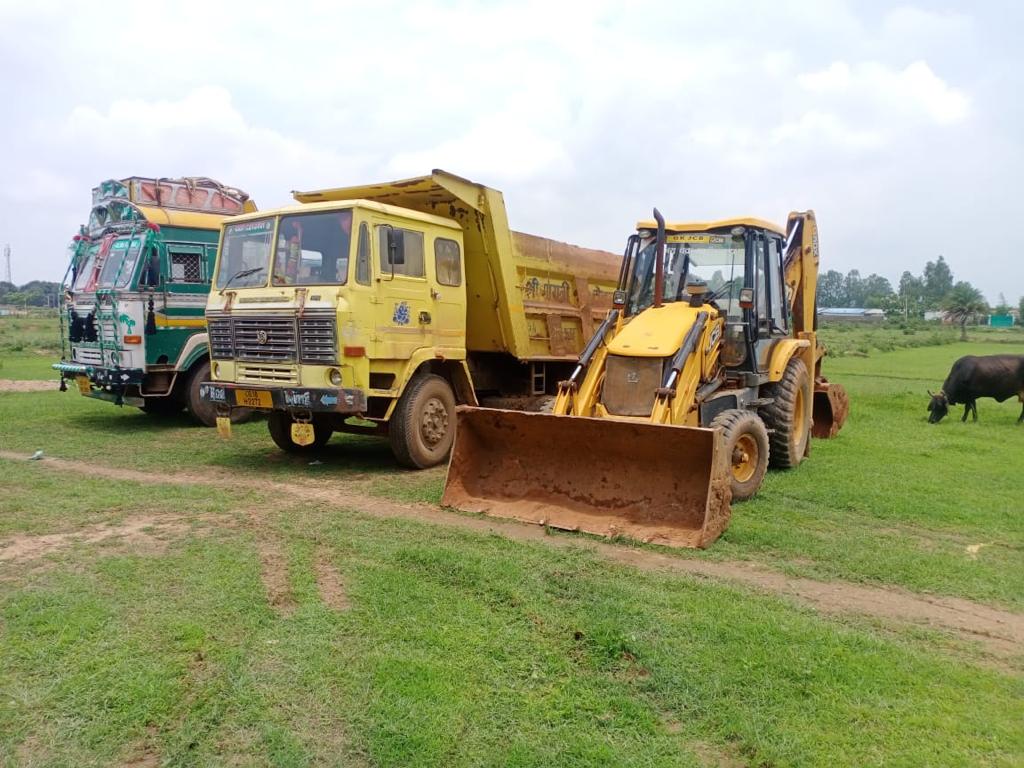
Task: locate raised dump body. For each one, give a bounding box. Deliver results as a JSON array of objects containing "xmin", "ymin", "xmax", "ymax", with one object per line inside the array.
[
  {"xmin": 202, "ymin": 170, "xmax": 621, "ymax": 466},
  {"xmin": 54, "ymin": 176, "xmax": 256, "ymax": 425},
  {"xmin": 291, "ymin": 170, "xmax": 621, "ymax": 366}
]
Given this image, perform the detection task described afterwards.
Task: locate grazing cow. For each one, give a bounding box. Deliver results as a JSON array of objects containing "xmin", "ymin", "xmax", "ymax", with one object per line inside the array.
[{"xmin": 928, "ymin": 354, "xmax": 1024, "ymax": 424}]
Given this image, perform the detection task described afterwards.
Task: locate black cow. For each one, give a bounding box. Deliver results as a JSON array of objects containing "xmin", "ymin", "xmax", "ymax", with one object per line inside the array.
[{"xmin": 928, "ymin": 354, "xmax": 1024, "ymax": 424}]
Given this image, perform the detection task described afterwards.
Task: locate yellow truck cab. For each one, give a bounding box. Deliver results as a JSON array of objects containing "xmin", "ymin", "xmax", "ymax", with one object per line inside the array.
[{"xmin": 201, "ymin": 170, "xmax": 620, "ymax": 467}]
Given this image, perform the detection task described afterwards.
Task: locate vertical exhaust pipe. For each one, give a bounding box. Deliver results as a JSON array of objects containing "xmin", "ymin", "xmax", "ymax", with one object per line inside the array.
[{"xmin": 653, "ymin": 208, "xmax": 666, "ymax": 308}]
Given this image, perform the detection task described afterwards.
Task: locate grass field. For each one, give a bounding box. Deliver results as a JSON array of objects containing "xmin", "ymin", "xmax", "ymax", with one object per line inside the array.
[{"xmin": 1, "ymin": 316, "xmax": 1022, "ymax": 766}]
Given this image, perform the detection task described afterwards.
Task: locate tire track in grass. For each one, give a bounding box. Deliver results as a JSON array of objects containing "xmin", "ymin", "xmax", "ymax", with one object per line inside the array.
[{"xmin": 4, "ymin": 450, "xmax": 1022, "ymax": 659}]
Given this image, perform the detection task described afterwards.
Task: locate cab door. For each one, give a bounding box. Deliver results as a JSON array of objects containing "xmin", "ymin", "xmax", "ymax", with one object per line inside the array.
[
  {"xmin": 428, "ymin": 233, "xmax": 467, "ymax": 355},
  {"xmin": 372, "ymin": 221, "xmax": 435, "ymax": 360}
]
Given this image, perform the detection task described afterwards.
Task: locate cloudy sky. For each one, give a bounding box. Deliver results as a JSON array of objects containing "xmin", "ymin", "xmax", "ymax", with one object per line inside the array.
[{"xmin": 1, "ymin": 1, "xmax": 1021, "ymax": 303}]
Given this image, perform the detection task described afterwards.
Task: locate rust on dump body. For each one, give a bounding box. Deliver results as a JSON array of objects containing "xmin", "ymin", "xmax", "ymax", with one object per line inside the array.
[
  {"xmin": 812, "ymin": 378, "xmax": 849, "ymax": 439},
  {"xmin": 442, "ymin": 407, "xmax": 732, "ymax": 548}
]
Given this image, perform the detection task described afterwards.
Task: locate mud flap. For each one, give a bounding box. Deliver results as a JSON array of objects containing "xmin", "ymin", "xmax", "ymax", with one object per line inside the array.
[
  {"xmin": 442, "ymin": 407, "xmax": 732, "ymax": 548},
  {"xmin": 812, "ymin": 379, "xmax": 849, "ymax": 439}
]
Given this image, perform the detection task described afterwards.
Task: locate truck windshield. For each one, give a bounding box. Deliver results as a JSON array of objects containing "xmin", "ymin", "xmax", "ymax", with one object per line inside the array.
[
  {"xmin": 272, "ymin": 210, "xmax": 352, "ymax": 286},
  {"xmin": 97, "ymin": 236, "xmax": 143, "ymax": 288},
  {"xmin": 72, "ymin": 243, "xmax": 102, "ymax": 291},
  {"xmin": 628, "ymin": 233, "xmax": 746, "ymax": 317},
  {"xmin": 216, "ymin": 218, "xmax": 275, "ymax": 289}
]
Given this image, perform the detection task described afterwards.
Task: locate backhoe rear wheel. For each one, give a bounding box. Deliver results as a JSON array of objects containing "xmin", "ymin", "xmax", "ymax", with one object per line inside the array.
[
  {"xmin": 389, "ymin": 373, "xmax": 456, "ymax": 469},
  {"xmin": 711, "ymin": 409, "xmax": 769, "ymax": 502},
  {"xmin": 761, "ymin": 357, "xmax": 810, "ymax": 469}
]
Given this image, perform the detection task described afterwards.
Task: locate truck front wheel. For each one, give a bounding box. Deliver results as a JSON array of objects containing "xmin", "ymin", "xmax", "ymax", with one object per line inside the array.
[
  {"xmin": 389, "ymin": 374, "xmax": 456, "ymax": 469},
  {"xmin": 185, "ymin": 360, "xmax": 251, "ymax": 427},
  {"xmin": 267, "ymin": 411, "xmax": 334, "ymax": 453}
]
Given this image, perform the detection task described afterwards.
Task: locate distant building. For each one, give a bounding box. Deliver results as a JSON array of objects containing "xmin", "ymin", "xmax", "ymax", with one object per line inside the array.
[{"xmin": 817, "ymin": 307, "xmax": 885, "ymax": 324}]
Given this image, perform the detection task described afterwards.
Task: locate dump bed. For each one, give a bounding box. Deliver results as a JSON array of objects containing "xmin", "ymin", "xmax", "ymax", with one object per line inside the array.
[{"xmin": 292, "ymin": 170, "xmax": 620, "ymax": 361}]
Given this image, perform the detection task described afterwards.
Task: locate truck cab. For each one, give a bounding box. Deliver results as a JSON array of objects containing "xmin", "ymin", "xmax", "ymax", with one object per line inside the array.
[
  {"xmin": 55, "ymin": 177, "xmax": 255, "ymax": 424},
  {"xmin": 203, "ymin": 199, "xmax": 471, "ymax": 465}
]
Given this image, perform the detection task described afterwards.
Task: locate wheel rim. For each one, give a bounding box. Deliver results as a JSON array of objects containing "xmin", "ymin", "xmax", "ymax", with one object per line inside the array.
[
  {"xmin": 731, "ymin": 434, "xmax": 759, "ymax": 483},
  {"xmin": 420, "ymin": 397, "xmax": 449, "ymax": 448},
  {"xmin": 793, "ymin": 385, "xmax": 807, "ymax": 444}
]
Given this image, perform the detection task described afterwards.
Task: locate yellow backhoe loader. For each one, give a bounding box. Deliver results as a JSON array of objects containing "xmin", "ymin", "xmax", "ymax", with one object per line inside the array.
[{"xmin": 442, "ymin": 209, "xmax": 848, "ymax": 548}]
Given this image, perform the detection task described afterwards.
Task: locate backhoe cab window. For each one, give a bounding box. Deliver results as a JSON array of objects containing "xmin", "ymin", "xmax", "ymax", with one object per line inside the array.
[
  {"xmin": 273, "ymin": 210, "xmax": 352, "ymax": 286},
  {"xmin": 217, "ymin": 219, "xmax": 274, "ymax": 289},
  {"xmin": 627, "ymin": 234, "xmax": 746, "ymax": 317}
]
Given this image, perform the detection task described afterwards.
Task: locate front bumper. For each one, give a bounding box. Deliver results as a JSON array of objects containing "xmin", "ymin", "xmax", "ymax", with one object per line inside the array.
[
  {"xmin": 199, "ymin": 381, "xmax": 367, "ymax": 414},
  {"xmin": 52, "ymin": 362, "xmax": 145, "ymax": 405}
]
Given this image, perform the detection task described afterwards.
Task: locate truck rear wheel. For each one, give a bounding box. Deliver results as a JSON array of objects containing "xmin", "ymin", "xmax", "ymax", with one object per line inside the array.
[
  {"xmin": 267, "ymin": 411, "xmax": 334, "ymax": 453},
  {"xmin": 711, "ymin": 409, "xmax": 769, "ymax": 501},
  {"xmin": 389, "ymin": 374, "xmax": 456, "ymax": 469},
  {"xmin": 761, "ymin": 357, "xmax": 810, "ymax": 469}
]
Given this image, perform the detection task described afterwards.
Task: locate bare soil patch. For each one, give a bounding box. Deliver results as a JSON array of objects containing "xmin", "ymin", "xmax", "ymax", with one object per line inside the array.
[
  {"xmin": 0, "ymin": 515, "xmax": 190, "ymax": 563},
  {"xmin": 247, "ymin": 510, "xmax": 294, "ymax": 617},
  {"xmin": 6, "ymin": 450, "xmax": 1023, "ymax": 658},
  {"xmin": 315, "ymin": 550, "xmax": 350, "ymax": 612},
  {"xmin": 0, "ymin": 379, "xmax": 59, "ymax": 393}
]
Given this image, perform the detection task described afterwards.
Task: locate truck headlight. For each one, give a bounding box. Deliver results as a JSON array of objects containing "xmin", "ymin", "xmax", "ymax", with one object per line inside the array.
[{"xmin": 328, "ymin": 368, "xmax": 343, "ymax": 387}]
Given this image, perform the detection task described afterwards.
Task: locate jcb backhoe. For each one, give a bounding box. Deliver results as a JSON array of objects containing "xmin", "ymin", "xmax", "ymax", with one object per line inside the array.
[{"xmin": 442, "ymin": 210, "xmax": 848, "ymax": 548}]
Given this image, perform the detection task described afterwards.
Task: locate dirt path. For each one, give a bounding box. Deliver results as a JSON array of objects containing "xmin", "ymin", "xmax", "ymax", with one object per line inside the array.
[
  {"xmin": 0, "ymin": 379, "xmax": 59, "ymax": 393},
  {"xmin": 0, "ymin": 514, "xmax": 191, "ymax": 563},
  {"xmin": 3, "ymin": 450, "xmax": 1022, "ymax": 658}
]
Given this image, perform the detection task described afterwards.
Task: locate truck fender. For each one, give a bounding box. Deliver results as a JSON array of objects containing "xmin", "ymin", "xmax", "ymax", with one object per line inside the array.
[
  {"xmin": 386, "ymin": 350, "xmax": 478, "ymax": 420},
  {"xmin": 766, "ymin": 338, "xmax": 810, "ymax": 382},
  {"xmin": 175, "ymin": 333, "xmax": 211, "ymax": 372}
]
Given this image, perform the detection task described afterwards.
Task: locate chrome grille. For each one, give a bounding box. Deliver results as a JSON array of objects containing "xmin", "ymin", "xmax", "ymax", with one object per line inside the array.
[
  {"xmin": 298, "ymin": 312, "xmax": 338, "ymax": 364},
  {"xmin": 233, "ymin": 316, "xmax": 297, "ymax": 362},
  {"xmin": 207, "ymin": 317, "xmax": 234, "ymax": 359},
  {"xmin": 73, "ymin": 346, "xmax": 103, "ymax": 365},
  {"xmin": 237, "ymin": 363, "xmax": 298, "ymax": 385}
]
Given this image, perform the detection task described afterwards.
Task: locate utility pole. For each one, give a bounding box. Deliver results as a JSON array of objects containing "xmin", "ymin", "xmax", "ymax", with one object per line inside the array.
[{"xmin": 2, "ymin": 244, "xmax": 10, "ymax": 285}]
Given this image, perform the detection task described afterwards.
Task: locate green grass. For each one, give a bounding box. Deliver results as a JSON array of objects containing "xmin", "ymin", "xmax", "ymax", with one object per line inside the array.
[
  {"xmin": 1, "ymin": 315, "xmax": 1023, "ymax": 765},
  {"xmin": 0, "ymin": 313, "xmax": 62, "ymax": 380},
  {"xmin": 2, "ymin": 477, "xmax": 1021, "ymax": 767}
]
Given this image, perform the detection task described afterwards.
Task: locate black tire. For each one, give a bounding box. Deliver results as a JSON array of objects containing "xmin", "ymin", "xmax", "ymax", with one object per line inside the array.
[
  {"xmin": 184, "ymin": 360, "xmax": 252, "ymax": 427},
  {"xmin": 389, "ymin": 374, "xmax": 456, "ymax": 469},
  {"xmin": 139, "ymin": 396, "xmax": 183, "ymax": 417},
  {"xmin": 761, "ymin": 357, "xmax": 810, "ymax": 469},
  {"xmin": 267, "ymin": 411, "xmax": 333, "ymax": 453},
  {"xmin": 710, "ymin": 409, "xmax": 769, "ymax": 502}
]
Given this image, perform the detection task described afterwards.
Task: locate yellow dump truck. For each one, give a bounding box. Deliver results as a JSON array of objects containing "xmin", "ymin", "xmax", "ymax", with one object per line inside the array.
[{"xmin": 200, "ymin": 170, "xmax": 620, "ymax": 466}]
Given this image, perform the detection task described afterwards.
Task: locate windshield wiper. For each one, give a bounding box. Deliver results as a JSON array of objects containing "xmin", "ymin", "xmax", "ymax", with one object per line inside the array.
[
  {"xmin": 219, "ymin": 266, "xmax": 264, "ymax": 294},
  {"xmin": 707, "ymin": 278, "xmax": 738, "ymax": 303}
]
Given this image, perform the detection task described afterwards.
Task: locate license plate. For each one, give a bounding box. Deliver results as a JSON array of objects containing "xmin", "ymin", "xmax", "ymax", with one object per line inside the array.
[
  {"xmin": 234, "ymin": 388, "xmax": 273, "ymax": 408},
  {"xmin": 75, "ymin": 375, "xmax": 91, "ymax": 395}
]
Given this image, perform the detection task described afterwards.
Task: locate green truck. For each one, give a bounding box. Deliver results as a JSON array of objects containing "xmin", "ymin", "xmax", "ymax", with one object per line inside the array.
[{"xmin": 54, "ymin": 177, "xmax": 256, "ymax": 425}]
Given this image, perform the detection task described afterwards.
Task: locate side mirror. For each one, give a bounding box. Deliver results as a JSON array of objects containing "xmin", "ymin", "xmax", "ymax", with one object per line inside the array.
[
  {"xmin": 387, "ymin": 228, "xmax": 405, "ymax": 268},
  {"xmin": 738, "ymin": 287, "xmax": 754, "ymax": 309}
]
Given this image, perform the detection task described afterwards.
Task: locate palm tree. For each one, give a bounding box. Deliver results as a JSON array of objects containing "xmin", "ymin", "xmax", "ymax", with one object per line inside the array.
[{"xmin": 942, "ymin": 281, "xmax": 988, "ymax": 341}]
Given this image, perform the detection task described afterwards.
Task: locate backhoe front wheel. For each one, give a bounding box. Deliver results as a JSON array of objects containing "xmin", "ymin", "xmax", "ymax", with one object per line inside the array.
[
  {"xmin": 761, "ymin": 357, "xmax": 810, "ymax": 469},
  {"xmin": 389, "ymin": 374, "xmax": 456, "ymax": 469},
  {"xmin": 268, "ymin": 411, "xmax": 333, "ymax": 453},
  {"xmin": 711, "ymin": 409, "xmax": 769, "ymax": 502}
]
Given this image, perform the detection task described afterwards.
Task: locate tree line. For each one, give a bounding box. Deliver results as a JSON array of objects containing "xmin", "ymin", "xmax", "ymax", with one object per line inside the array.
[{"xmin": 0, "ymin": 280, "xmax": 62, "ymax": 308}]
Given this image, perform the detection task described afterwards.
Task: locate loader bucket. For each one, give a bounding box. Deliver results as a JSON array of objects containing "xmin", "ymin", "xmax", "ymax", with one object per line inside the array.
[
  {"xmin": 442, "ymin": 407, "xmax": 732, "ymax": 548},
  {"xmin": 812, "ymin": 379, "xmax": 849, "ymax": 439}
]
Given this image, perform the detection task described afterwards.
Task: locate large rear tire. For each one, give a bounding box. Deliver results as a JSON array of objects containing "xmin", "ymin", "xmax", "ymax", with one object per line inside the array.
[
  {"xmin": 389, "ymin": 374, "xmax": 456, "ymax": 469},
  {"xmin": 267, "ymin": 411, "xmax": 333, "ymax": 453},
  {"xmin": 761, "ymin": 357, "xmax": 810, "ymax": 469},
  {"xmin": 711, "ymin": 409, "xmax": 769, "ymax": 502}
]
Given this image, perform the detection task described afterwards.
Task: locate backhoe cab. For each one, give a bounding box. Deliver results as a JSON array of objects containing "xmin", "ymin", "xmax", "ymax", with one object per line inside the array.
[{"xmin": 443, "ymin": 210, "xmax": 848, "ymax": 548}]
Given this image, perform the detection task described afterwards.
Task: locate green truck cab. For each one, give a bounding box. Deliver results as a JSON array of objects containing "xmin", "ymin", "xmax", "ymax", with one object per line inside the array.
[{"xmin": 54, "ymin": 177, "xmax": 256, "ymax": 425}]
